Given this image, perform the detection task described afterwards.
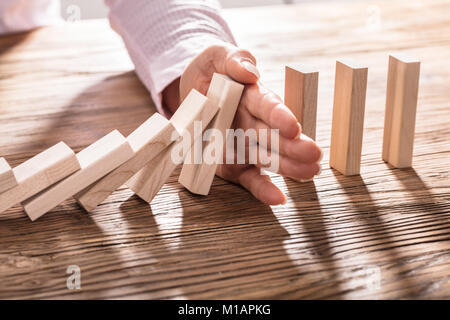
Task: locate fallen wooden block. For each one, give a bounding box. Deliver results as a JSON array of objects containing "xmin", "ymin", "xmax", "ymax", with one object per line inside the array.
[
  {"xmin": 382, "ymin": 54, "xmax": 420, "ymax": 168},
  {"xmin": 329, "ymin": 60, "xmax": 368, "ymax": 176},
  {"xmin": 74, "ymin": 113, "xmax": 177, "ymax": 212},
  {"xmin": 284, "ymin": 65, "xmax": 319, "ymax": 140},
  {"xmin": 178, "ymin": 73, "xmax": 244, "ymax": 195},
  {"xmin": 0, "ymin": 142, "xmax": 80, "ymax": 214},
  {"xmin": 23, "ymin": 130, "xmax": 134, "ymax": 221},
  {"xmin": 127, "ymin": 88, "xmax": 219, "ymax": 203},
  {"xmin": 0, "ymin": 157, "xmax": 17, "ymax": 194}
]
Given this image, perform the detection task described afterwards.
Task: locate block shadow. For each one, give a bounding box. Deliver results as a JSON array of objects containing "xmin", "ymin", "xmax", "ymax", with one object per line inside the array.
[
  {"xmin": 112, "ymin": 181, "xmax": 304, "ymax": 299},
  {"xmin": 331, "ymin": 170, "xmax": 420, "ymax": 298},
  {"xmin": 389, "ymin": 166, "xmax": 447, "ymax": 213},
  {"xmin": 0, "ymin": 200, "xmax": 125, "ymax": 299},
  {"xmin": 173, "ymin": 184, "xmax": 300, "ymax": 299},
  {"xmin": 283, "ymin": 177, "xmax": 344, "ymax": 298}
]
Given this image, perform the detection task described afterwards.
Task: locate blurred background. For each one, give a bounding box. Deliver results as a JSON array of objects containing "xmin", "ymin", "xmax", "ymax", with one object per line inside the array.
[{"xmin": 60, "ymin": 0, "xmax": 347, "ymax": 20}]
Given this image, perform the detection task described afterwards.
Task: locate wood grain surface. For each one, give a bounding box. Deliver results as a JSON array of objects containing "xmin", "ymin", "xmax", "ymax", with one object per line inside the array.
[{"xmin": 0, "ymin": 0, "xmax": 449, "ymax": 299}]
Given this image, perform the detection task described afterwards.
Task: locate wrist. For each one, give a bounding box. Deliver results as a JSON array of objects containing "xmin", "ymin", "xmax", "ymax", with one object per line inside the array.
[{"xmin": 162, "ymin": 77, "xmax": 181, "ymax": 116}]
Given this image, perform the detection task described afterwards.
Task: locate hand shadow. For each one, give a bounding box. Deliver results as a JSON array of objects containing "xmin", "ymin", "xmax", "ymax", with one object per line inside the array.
[
  {"xmin": 3, "ymin": 71, "xmax": 156, "ymax": 157},
  {"xmin": 0, "ymin": 30, "xmax": 32, "ymax": 56},
  {"xmin": 115, "ymin": 175, "xmax": 305, "ymax": 299}
]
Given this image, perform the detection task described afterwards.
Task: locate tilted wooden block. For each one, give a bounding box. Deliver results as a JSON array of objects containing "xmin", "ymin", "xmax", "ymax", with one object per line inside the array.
[
  {"xmin": 74, "ymin": 113, "xmax": 177, "ymax": 212},
  {"xmin": 0, "ymin": 157, "xmax": 17, "ymax": 194},
  {"xmin": 382, "ymin": 54, "xmax": 420, "ymax": 168},
  {"xmin": 178, "ymin": 73, "xmax": 244, "ymax": 195},
  {"xmin": 127, "ymin": 88, "xmax": 219, "ymax": 203},
  {"xmin": 0, "ymin": 142, "xmax": 80, "ymax": 214},
  {"xmin": 329, "ymin": 60, "xmax": 368, "ymax": 176},
  {"xmin": 284, "ymin": 65, "xmax": 319, "ymax": 140},
  {"xmin": 23, "ymin": 130, "xmax": 134, "ymax": 221},
  {"xmin": 125, "ymin": 143, "xmax": 178, "ymax": 204}
]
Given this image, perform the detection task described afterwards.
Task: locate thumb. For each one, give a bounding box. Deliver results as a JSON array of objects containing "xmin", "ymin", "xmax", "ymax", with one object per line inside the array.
[{"xmin": 223, "ymin": 48, "xmax": 260, "ymax": 84}]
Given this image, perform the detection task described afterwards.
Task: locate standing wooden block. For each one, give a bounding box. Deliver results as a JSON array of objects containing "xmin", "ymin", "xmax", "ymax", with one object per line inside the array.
[
  {"xmin": 178, "ymin": 73, "xmax": 244, "ymax": 195},
  {"xmin": 0, "ymin": 142, "xmax": 80, "ymax": 214},
  {"xmin": 284, "ymin": 65, "xmax": 319, "ymax": 140},
  {"xmin": 74, "ymin": 113, "xmax": 177, "ymax": 212},
  {"xmin": 382, "ymin": 54, "xmax": 420, "ymax": 168},
  {"xmin": 126, "ymin": 89, "xmax": 219, "ymax": 203},
  {"xmin": 329, "ymin": 60, "xmax": 368, "ymax": 176},
  {"xmin": 23, "ymin": 130, "xmax": 134, "ymax": 221},
  {"xmin": 0, "ymin": 157, "xmax": 17, "ymax": 194}
]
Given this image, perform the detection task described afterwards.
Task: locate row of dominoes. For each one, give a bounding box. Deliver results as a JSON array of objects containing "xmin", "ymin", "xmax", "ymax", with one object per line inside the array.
[
  {"xmin": 0, "ymin": 55, "xmax": 420, "ymax": 221},
  {"xmin": 284, "ymin": 54, "xmax": 420, "ymax": 175},
  {"xmin": 0, "ymin": 73, "xmax": 244, "ymax": 221}
]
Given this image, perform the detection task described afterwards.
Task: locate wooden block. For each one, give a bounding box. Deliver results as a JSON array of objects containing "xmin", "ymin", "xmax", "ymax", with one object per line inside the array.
[
  {"xmin": 0, "ymin": 157, "xmax": 17, "ymax": 194},
  {"xmin": 23, "ymin": 130, "xmax": 134, "ymax": 221},
  {"xmin": 178, "ymin": 73, "xmax": 244, "ymax": 195},
  {"xmin": 382, "ymin": 54, "xmax": 420, "ymax": 168},
  {"xmin": 284, "ymin": 65, "xmax": 319, "ymax": 140},
  {"xmin": 74, "ymin": 113, "xmax": 177, "ymax": 212},
  {"xmin": 329, "ymin": 60, "xmax": 368, "ymax": 176},
  {"xmin": 125, "ymin": 143, "xmax": 179, "ymax": 203},
  {"xmin": 0, "ymin": 142, "xmax": 80, "ymax": 214},
  {"xmin": 127, "ymin": 88, "xmax": 219, "ymax": 203}
]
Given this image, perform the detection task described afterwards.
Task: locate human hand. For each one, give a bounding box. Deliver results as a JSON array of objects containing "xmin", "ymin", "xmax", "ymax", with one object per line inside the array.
[{"xmin": 162, "ymin": 43, "xmax": 322, "ymax": 205}]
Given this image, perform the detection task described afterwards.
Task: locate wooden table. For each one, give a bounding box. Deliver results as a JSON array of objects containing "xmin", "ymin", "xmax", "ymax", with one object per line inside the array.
[{"xmin": 0, "ymin": 0, "xmax": 449, "ymax": 299}]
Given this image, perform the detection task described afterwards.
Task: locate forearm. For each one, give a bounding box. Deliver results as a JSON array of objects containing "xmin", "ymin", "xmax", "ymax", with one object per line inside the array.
[
  {"xmin": 0, "ymin": 0, "xmax": 61, "ymax": 35},
  {"xmin": 106, "ymin": 0, "xmax": 236, "ymax": 117}
]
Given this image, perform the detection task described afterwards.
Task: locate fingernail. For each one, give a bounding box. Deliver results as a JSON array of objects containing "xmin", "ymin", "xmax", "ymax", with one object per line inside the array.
[
  {"xmin": 299, "ymin": 178, "xmax": 314, "ymax": 183},
  {"xmin": 241, "ymin": 60, "xmax": 260, "ymax": 78}
]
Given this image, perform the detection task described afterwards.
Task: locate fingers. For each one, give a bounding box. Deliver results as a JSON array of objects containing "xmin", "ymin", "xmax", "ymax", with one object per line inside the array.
[
  {"xmin": 181, "ymin": 44, "xmax": 260, "ymax": 100},
  {"xmin": 246, "ymin": 144, "xmax": 321, "ymax": 180},
  {"xmin": 206, "ymin": 44, "xmax": 260, "ymax": 84},
  {"xmin": 231, "ymin": 104, "xmax": 322, "ymax": 180},
  {"xmin": 225, "ymin": 49, "xmax": 260, "ymax": 84},
  {"xmin": 275, "ymin": 134, "xmax": 322, "ymax": 164},
  {"xmin": 237, "ymin": 166, "xmax": 286, "ymax": 205},
  {"xmin": 273, "ymin": 156, "xmax": 321, "ymax": 180},
  {"xmin": 191, "ymin": 45, "xmax": 299, "ymax": 139},
  {"xmin": 217, "ymin": 164, "xmax": 286, "ymax": 205},
  {"xmin": 241, "ymin": 84, "xmax": 300, "ymax": 139},
  {"xmin": 235, "ymin": 106, "xmax": 322, "ymax": 163}
]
